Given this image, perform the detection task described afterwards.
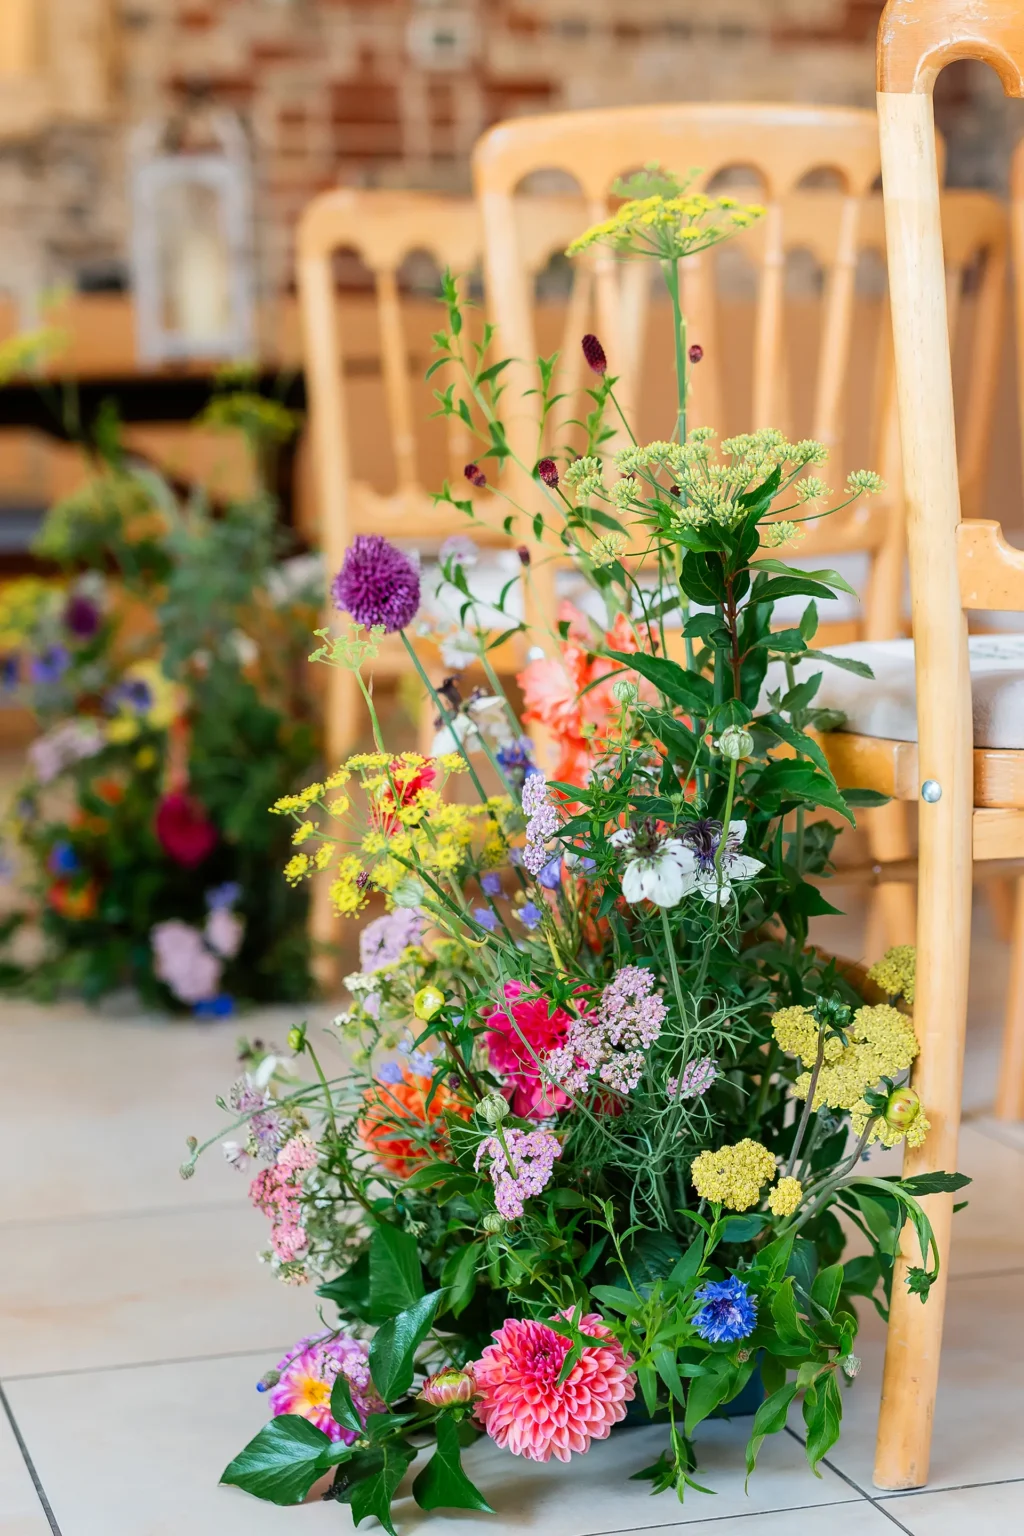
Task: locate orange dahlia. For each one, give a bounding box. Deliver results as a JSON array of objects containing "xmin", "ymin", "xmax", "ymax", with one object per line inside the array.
[{"xmin": 357, "ymin": 1064, "xmax": 471, "ymax": 1178}]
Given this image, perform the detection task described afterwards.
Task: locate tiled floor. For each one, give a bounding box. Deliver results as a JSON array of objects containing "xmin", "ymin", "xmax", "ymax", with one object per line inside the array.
[{"xmin": 3, "ymin": 896, "xmax": 1024, "ymax": 1535}]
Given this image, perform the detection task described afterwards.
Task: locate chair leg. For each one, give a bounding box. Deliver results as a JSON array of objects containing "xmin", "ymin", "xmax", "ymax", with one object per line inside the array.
[
  {"xmin": 994, "ymin": 876, "xmax": 1024, "ymax": 1120},
  {"xmin": 986, "ymin": 877, "xmax": 1016, "ymax": 944},
  {"xmin": 864, "ymin": 801, "xmax": 917, "ymax": 954}
]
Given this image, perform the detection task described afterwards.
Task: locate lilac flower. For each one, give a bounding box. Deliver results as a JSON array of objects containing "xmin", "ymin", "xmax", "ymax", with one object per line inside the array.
[
  {"xmin": 600, "ymin": 966, "xmax": 668, "ymax": 1050},
  {"xmin": 481, "ymin": 871, "xmax": 503, "ymax": 896},
  {"xmin": 230, "ymin": 1072, "xmax": 286, "ymax": 1160},
  {"xmin": 204, "ymin": 907, "xmax": 244, "ymax": 960},
  {"xmin": 691, "ymin": 1276, "xmax": 757, "ymax": 1343},
  {"xmin": 438, "ymin": 534, "xmax": 479, "ymax": 569},
  {"xmin": 473, "ymin": 906, "xmax": 498, "ymax": 932},
  {"xmin": 30, "ymin": 645, "xmax": 70, "ymax": 685},
  {"xmin": 27, "ymin": 720, "xmax": 103, "ymax": 785},
  {"xmin": 377, "ymin": 1061, "xmax": 405, "ymax": 1085},
  {"xmin": 332, "ymin": 534, "xmax": 420, "ymax": 633},
  {"xmin": 522, "ymin": 773, "xmax": 560, "ymax": 876},
  {"xmin": 206, "ymin": 881, "xmax": 242, "ymax": 911},
  {"xmin": 151, "ymin": 919, "xmax": 222, "ymax": 1005},
  {"xmin": 546, "ymin": 966, "xmax": 666, "ymax": 1097},
  {"xmin": 516, "ymin": 901, "xmax": 542, "ymax": 930},
  {"xmin": 537, "ymin": 855, "xmax": 563, "ymax": 890},
  {"xmin": 359, "ymin": 908, "xmax": 423, "ymax": 972},
  {"xmin": 680, "ymin": 818, "xmax": 764, "ymax": 905},
  {"xmin": 475, "ymin": 1127, "xmax": 561, "ymax": 1219},
  {"xmin": 668, "ymin": 1057, "xmax": 718, "ymax": 1100}
]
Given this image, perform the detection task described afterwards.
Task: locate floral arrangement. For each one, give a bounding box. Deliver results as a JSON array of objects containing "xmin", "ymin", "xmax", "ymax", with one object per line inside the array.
[
  {"xmin": 184, "ymin": 172, "xmax": 967, "ymax": 1524},
  {"xmin": 0, "ymin": 392, "xmax": 321, "ymax": 1010}
]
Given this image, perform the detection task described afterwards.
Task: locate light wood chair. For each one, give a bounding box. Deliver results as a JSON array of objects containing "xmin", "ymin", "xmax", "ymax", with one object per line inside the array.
[{"xmin": 798, "ymin": 0, "xmax": 1024, "ymax": 1492}]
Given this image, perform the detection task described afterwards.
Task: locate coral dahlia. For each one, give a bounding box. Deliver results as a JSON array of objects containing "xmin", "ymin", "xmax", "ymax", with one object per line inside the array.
[{"xmin": 473, "ymin": 1313, "xmax": 634, "ymax": 1463}]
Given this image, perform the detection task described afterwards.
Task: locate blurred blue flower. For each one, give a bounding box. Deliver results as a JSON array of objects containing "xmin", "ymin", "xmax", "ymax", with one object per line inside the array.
[
  {"xmin": 0, "ymin": 654, "xmax": 19, "ymax": 693},
  {"xmin": 47, "ymin": 841, "xmax": 80, "ymax": 876},
  {"xmin": 473, "ymin": 906, "xmax": 498, "ymax": 931},
  {"xmin": 30, "ymin": 646, "xmax": 70, "ymax": 685},
  {"xmin": 495, "ymin": 736, "xmax": 538, "ymax": 784},
  {"xmin": 691, "ymin": 1276, "xmax": 757, "ymax": 1343},
  {"xmin": 480, "ymin": 871, "xmax": 503, "ymax": 897},
  {"xmin": 516, "ymin": 901, "xmax": 542, "ymax": 930},
  {"xmin": 193, "ymin": 994, "xmax": 235, "ymax": 1019},
  {"xmin": 537, "ymin": 855, "xmax": 562, "ymax": 889},
  {"xmin": 206, "ymin": 881, "xmax": 242, "ymax": 911},
  {"xmin": 377, "ymin": 1061, "xmax": 405, "ymax": 1085}
]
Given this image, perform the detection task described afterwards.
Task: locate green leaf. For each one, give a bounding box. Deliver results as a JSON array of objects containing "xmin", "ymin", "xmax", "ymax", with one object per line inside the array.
[
  {"xmin": 370, "ymin": 1289, "xmax": 443, "ymax": 1404},
  {"xmin": 220, "ymin": 1416, "xmax": 334, "ymax": 1506},
  {"xmin": 720, "ymin": 1213, "xmax": 768, "ymax": 1244},
  {"xmin": 606, "ymin": 649, "xmax": 714, "ymax": 714},
  {"xmin": 330, "ymin": 1374, "xmax": 364, "ymax": 1437},
  {"xmin": 653, "ymin": 1344, "xmax": 687, "ymax": 1407},
  {"xmin": 770, "ymin": 1277, "xmax": 810, "ymax": 1346},
  {"xmin": 898, "ymin": 1171, "xmax": 972, "ymax": 1197},
  {"xmin": 589, "ymin": 1284, "xmax": 640, "ymax": 1316},
  {"xmin": 810, "ymin": 1263, "xmax": 843, "ymax": 1316},
  {"xmin": 441, "ymin": 1242, "xmax": 480, "ymax": 1319},
  {"xmin": 803, "ymin": 648, "xmax": 874, "ymax": 679},
  {"xmin": 803, "ymin": 1371, "xmax": 843, "ymax": 1473},
  {"xmin": 337, "ymin": 1443, "xmax": 417, "ymax": 1536},
  {"xmin": 751, "ymin": 559, "xmax": 858, "ymax": 597},
  {"xmin": 684, "ymin": 1361, "xmax": 734, "ymax": 1436},
  {"xmin": 746, "ymin": 577, "xmax": 839, "ymax": 606},
  {"xmin": 756, "ymin": 710, "xmax": 835, "ymax": 779},
  {"xmin": 318, "ymin": 1252, "xmax": 372, "ymax": 1321},
  {"xmin": 370, "ymin": 1225, "xmax": 424, "ymax": 1314},
  {"xmin": 840, "ymin": 787, "xmax": 891, "ymax": 807},
  {"xmin": 413, "ymin": 1414, "xmax": 494, "ymax": 1513},
  {"xmin": 745, "ymin": 1382, "xmax": 798, "ymax": 1485},
  {"xmin": 666, "ymin": 1233, "xmax": 704, "ymax": 1293},
  {"xmin": 753, "ymin": 758, "xmax": 855, "ymax": 825}
]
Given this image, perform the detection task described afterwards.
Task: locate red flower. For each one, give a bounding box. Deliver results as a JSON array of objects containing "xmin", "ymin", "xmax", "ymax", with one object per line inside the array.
[
  {"xmin": 48, "ymin": 879, "xmax": 99, "ymax": 920},
  {"xmin": 484, "ymin": 981, "xmax": 575, "ymax": 1119},
  {"xmin": 371, "ymin": 758, "xmax": 437, "ymax": 836},
  {"xmin": 155, "ymin": 792, "xmax": 217, "ymax": 867}
]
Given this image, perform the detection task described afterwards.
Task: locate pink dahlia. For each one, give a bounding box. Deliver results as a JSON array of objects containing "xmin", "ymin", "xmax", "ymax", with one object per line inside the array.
[
  {"xmin": 269, "ymin": 1331, "xmax": 383, "ymax": 1443},
  {"xmin": 473, "ymin": 1312, "xmax": 634, "ymax": 1463},
  {"xmin": 484, "ymin": 982, "xmax": 574, "ymax": 1118}
]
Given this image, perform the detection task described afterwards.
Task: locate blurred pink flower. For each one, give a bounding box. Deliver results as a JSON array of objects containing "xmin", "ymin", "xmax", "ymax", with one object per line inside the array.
[
  {"xmin": 204, "ymin": 907, "xmax": 244, "ymax": 959},
  {"xmin": 151, "ymin": 920, "xmax": 221, "ymax": 1004}
]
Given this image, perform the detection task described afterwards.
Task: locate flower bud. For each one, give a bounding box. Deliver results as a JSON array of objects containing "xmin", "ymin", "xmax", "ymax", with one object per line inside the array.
[
  {"xmin": 418, "ymin": 1368, "xmax": 477, "ymax": 1408},
  {"xmin": 717, "ymin": 725, "xmax": 754, "ymax": 761},
  {"xmin": 611, "ymin": 678, "xmax": 638, "ymax": 705},
  {"xmin": 884, "ymin": 1086, "xmax": 921, "ymax": 1130},
  {"xmin": 688, "ymin": 343, "xmax": 704, "ymax": 364},
  {"xmin": 185, "ymin": 1135, "xmax": 198, "ymax": 1152},
  {"xmin": 392, "ymin": 875, "xmax": 426, "ymax": 908},
  {"xmin": 179, "ymin": 1161, "xmax": 195, "ymax": 1180},
  {"xmin": 287, "ymin": 1025, "xmax": 306, "ymax": 1053},
  {"xmin": 477, "ymin": 1091, "xmax": 509, "ymax": 1126},
  {"xmin": 481, "ymin": 1212, "xmax": 506, "ymax": 1235},
  {"xmin": 405, "ymin": 1218, "xmax": 428, "ymax": 1238},
  {"xmin": 516, "ymin": 544, "xmax": 531, "ymax": 566},
  {"xmin": 413, "ymin": 984, "xmax": 445, "ymax": 1022},
  {"xmin": 536, "ymin": 458, "xmax": 559, "ymax": 488},
  {"xmin": 256, "ymin": 1369, "xmax": 281, "ymax": 1393},
  {"xmin": 581, "ymin": 333, "xmax": 607, "ymax": 375},
  {"xmin": 464, "ymin": 463, "xmax": 486, "ymax": 488},
  {"xmin": 840, "ymin": 1353, "xmax": 861, "ymax": 1380}
]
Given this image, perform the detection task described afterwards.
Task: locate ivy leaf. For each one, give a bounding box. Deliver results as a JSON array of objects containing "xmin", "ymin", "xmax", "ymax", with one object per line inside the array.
[
  {"xmin": 369, "ymin": 1289, "xmax": 443, "ymax": 1404},
  {"xmin": 330, "ymin": 1374, "xmax": 364, "ymax": 1438},
  {"xmin": 336, "ymin": 1443, "xmax": 417, "ymax": 1536},
  {"xmin": 413, "ymin": 1414, "xmax": 494, "ymax": 1513},
  {"xmin": 369, "ymin": 1225, "xmax": 424, "ymax": 1315},
  {"xmin": 220, "ymin": 1416, "xmax": 336, "ymax": 1506}
]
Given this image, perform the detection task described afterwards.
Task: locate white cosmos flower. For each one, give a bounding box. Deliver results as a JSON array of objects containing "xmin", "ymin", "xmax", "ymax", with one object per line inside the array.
[
  {"xmin": 610, "ymin": 826, "xmax": 697, "ymax": 908},
  {"xmin": 684, "ymin": 818, "xmax": 765, "ymax": 904}
]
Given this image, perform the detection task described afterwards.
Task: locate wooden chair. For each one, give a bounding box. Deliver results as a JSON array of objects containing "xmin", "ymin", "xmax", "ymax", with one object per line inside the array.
[
  {"xmin": 473, "ymin": 106, "xmax": 1005, "ymax": 953},
  {"xmin": 802, "ymin": 0, "xmax": 1024, "ymax": 1492}
]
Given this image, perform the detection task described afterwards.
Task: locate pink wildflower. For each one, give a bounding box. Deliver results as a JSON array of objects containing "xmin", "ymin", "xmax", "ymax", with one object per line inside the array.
[
  {"xmin": 475, "ymin": 1127, "xmax": 561, "ymax": 1219},
  {"xmin": 151, "ymin": 919, "xmax": 222, "ymax": 1004},
  {"xmin": 249, "ymin": 1135, "xmax": 318, "ymax": 1261},
  {"xmin": 473, "ymin": 1312, "xmax": 634, "ymax": 1462},
  {"xmin": 484, "ymin": 981, "xmax": 573, "ymax": 1118},
  {"xmin": 668, "ymin": 1057, "xmax": 718, "ymax": 1100},
  {"xmin": 269, "ymin": 1331, "xmax": 383, "ymax": 1443},
  {"xmin": 204, "ymin": 906, "xmax": 244, "ymax": 959},
  {"xmin": 522, "ymin": 773, "xmax": 560, "ymax": 875},
  {"xmin": 546, "ymin": 965, "xmax": 666, "ymax": 1098}
]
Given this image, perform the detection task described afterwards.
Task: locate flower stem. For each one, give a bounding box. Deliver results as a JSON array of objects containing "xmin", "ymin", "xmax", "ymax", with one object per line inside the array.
[
  {"xmin": 785, "ymin": 1031, "xmax": 826, "ymax": 1178},
  {"xmin": 660, "ymin": 904, "xmax": 690, "ymax": 1042}
]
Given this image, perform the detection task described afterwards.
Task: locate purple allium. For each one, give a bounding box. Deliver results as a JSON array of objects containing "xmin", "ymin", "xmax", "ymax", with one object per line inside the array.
[
  {"xmin": 269, "ymin": 1331, "xmax": 383, "ymax": 1444},
  {"xmin": 30, "ymin": 646, "xmax": 70, "ymax": 685},
  {"xmin": 516, "ymin": 900, "xmax": 542, "ymax": 930},
  {"xmin": 536, "ymin": 458, "xmax": 559, "ymax": 488},
  {"xmin": 691, "ymin": 1276, "xmax": 757, "ymax": 1344},
  {"xmin": 64, "ymin": 594, "xmax": 101, "ymax": 638},
  {"xmin": 581, "ymin": 333, "xmax": 608, "ymax": 375},
  {"xmin": 481, "ymin": 871, "xmax": 503, "ymax": 896},
  {"xmin": 331, "ymin": 534, "xmax": 421, "ymax": 633},
  {"xmin": 464, "ymin": 463, "xmax": 487, "ymax": 488},
  {"xmin": 473, "ymin": 906, "xmax": 498, "ymax": 932},
  {"xmin": 359, "ymin": 907, "xmax": 423, "ymax": 972},
  {"xmin": 688, "ymin": 343, "xmax": 704, "ymax": 364}
]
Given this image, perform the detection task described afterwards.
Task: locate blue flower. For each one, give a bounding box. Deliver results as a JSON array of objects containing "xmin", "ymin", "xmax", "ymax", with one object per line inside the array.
[
  {"xmin": 193, "ymin": 994, "xmax": 235, "ymax": 1019},
  {"xmin": 0, "ymin": 654, "xmax": 19, "ymax": 693},
  {"xmin": 516, "ymin": 900, "xmax": 542, "ymax": 930},
  {"xmin": 206, "ymin": 881, "xmax": 242, "ymax": 912},
  {"xmin": 480, "ymin": 871, "xmax": 503, "ymax": 897},
  {"xmin": 30, "ymin": 646, "xmax": 70, "ymax": 685},
  {"xmin": 691, "ymin": 1276, "xmax": 757, "ymax": 1343},
  {"xmin": 377, "ymin": 1061, "xmax": 405, "ymax": 1085},
  {"xmin": 473, "ymin": 906, "xmax": 498, "ymax": 932},
  {"xmin": 495, "ymin": 736, "xmax": 537, "ymax": 783},
  {"xmin": 537, "ymin": 855, "xmax": 562, "ymax": 890},
  {"xmin": 47, "ymin": 841, "xmax": 80, "ymax": 876}
]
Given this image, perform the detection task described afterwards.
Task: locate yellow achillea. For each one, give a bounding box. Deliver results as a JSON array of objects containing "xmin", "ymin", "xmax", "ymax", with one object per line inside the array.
[
  {"xmin": 793, "ymin": 1004, "xmax": 919, "ymax": 1111},
  {"xmin": 691, "ymin": 1139, "xmax": 777, "ymax": 1212},
  {"xmin": 768, "ymin": 1176, "xmax": 803, "ymax": 1218},
  {"xmin": 770, "ymin": 1005, "xmax": 844, "ymax": 1069},
  {"xmin": 849, "ymin": 1097, "xmax": 930, "ymax": 1150},
  {"xmin": 867, "ymin": 945, "xmax": 916, "ymax": 1005}
]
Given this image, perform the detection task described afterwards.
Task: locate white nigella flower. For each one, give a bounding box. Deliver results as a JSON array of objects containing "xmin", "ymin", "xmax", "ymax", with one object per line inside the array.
[
  {"xmin": 610, "ymin": 824, "xmax": 697, "ymax": 908},
  {"xmin": 222, "ymin": 1140, "xmax": 250, "ymax": 1172},
  {"xmin": 680, "ymin": 817, "xmax": 765, "ymax": 904}
]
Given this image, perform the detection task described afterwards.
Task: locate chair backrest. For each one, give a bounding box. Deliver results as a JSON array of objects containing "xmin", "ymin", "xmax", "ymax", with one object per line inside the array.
[{"xmin": 472, "ymin": 103, "xmax": 1005, "ymax": 648}]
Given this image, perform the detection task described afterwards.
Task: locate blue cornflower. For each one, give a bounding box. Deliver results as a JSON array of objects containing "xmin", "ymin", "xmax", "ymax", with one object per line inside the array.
[
  {"xmin": 537, "ymin": 855, "xmax": 562, "ymax": 889},
  {"xmin": 47, "ymin": 841, "xmax": 79, "ymax": 876},
  {"xmin": 193, "ymin": 994, "xmax": 235, "ymax": 1019},
  {"xmin": 377, "ymin": 1061, "xmax": 405, "ymax": 1085},
  {"xmin": 691, "ymin": 1276, "xmax": 757, "ymax": 1344},
  {"xmin": 495, "ymin": 736, "xmax": 538, "ymax": 783},
  {"xmin": 30, "ymin": 646, "xmax": 70, "ymax": 685},
  {"xmin": 480, "ymin": 871, "xmax": 503, "ymax": 897},
  {"xmin": 516, "ymin": 900, "xmax": 542, "ymax": 930},
  {"xmin": 206, "ymin": 881, "xmax": 242, "ymax": 911},
  {"xmin": 473, "ymin": 906, "xmax": 498, "ymax": 932}
]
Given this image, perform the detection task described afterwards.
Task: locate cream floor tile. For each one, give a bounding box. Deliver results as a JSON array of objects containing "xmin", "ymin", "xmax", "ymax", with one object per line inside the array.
[
  {"xmin": 0, "ymin": 1399, "xmax": 52, "ymax": 1536},
  {"xmin": 4, "ymin": 1353, "xmax": 861, "ymax": 1536},
  {"xmin": 884, "ymin": 1478, "xmax": 1024, "ymax": 1533},
  {"xmin": 821, "ymin": 1273, "xmax": 1024, "ymax": 1493},
  {"xmin": 0, "ymin": 1003, "xmax": 334, "ymax": 1223},
  {"xmin": 0, "ymin": 1204, "xmax": 316, "ymax": 1377},
  {"xmin": 610, "ymin": 1502, "xmax": 898, "ymax": 1536}
]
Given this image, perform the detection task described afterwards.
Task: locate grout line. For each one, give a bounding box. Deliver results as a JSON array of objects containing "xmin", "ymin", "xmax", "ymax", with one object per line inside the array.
[
  {"xmin": 3, "ymin": 1343, "xmax": 291, "ymax": 1384},
  {"xmin": 584, "ymin": 1498, "xmax": 862, "ymax": 1536},
  {"xmin": 783, "ymin": 1428, "xmax": 914, "ymax": 1533},
  {"xmin": 0, "ymin": 1197, "xmax": 243, "ymax": 1232},
  {"xmin": 966, "ymin": 1117, "xmax": 1024, "ymax": 1157},
  {"xmin": 878, "ymin": 1473, "xmax": 1024, "ymax": 1501},
  {"xmin": 947, "ymin": 1264, "xmax": 1024, "ymax": 1284},
  {"xmin": 0, "ymin": 1379, "xmax": 63, "ymax": 1536}
]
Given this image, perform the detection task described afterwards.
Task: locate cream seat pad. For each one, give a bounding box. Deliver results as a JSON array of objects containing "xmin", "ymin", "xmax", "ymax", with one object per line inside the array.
[{"xmin": 761, "ymin": 636, "xmax": 1024, "ymax": 750}]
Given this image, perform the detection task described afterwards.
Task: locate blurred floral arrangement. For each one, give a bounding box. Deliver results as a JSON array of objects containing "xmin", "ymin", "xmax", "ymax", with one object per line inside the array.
[
  {"xmin": 184, "ymin": 172, "xmax": 968, "ymax": 1524},
  {"xmin": 0, "ymin": 381, "xmax": 321, "ymax": 1010}
]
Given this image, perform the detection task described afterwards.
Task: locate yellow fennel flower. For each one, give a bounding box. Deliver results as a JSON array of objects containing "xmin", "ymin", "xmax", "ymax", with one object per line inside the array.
[
  {"xmin": 768, "ymin": 1176, "xmax": 803, "ymax": 1217},
  {"xmin": 292, "ymin": 821, "xmax": 316, "ymax": 845},
  {"xmin": 284, "ymin": 854, "xmax": 311, "ymax": 884}
]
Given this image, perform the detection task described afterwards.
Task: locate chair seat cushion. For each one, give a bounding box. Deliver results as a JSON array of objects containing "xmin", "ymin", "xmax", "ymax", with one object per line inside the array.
[{"xmin": 762, "ymin": 636, "xmax": 1024, "ymax": 749}]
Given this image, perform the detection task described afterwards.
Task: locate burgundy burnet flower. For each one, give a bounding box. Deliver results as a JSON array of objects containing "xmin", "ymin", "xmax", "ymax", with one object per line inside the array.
[
  {"xmin": 581, "ymin": 333, "xmax": 607, "ymax": 375},
  {"xmin": 63, "ymin": 594, "xmax": 101, "ymax": 639},
  {"xmin": 464, "ymin": 463, "xmax": 487, "ymax": 488},
  {"xmin": 155, "ymin": 792, "xmax": 218, "ymax": 868},
  {"xmin": 331, "ymin": 534, "xmax": 421, "ymax": 633},
  {"xmin": 516, "ymin": 545, "xmax": 531, "ymax": 566},
  {"xmin": 688, "ymin": 343, "xmax": 704, "ymax": 364},
  {"xmin": 536, "ymin": 458, "xmax": 559, "ymax": 488}
]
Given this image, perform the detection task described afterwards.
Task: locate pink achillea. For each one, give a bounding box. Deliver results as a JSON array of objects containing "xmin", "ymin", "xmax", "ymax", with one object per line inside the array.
[
  {"xmin": 249, "ymin": 1134, "xmax": 318, "ymax": 1261},
  {"xmin": 484, "ymin": 981, "xmax": 573, "ymax": 1118},
  {"xmin": 473, "ymin": 1312, "xmax": 635, "ymax": 1462}
]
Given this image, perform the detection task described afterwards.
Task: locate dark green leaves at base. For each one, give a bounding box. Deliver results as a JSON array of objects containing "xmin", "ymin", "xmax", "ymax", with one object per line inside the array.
[
  {"xmin": 221, "ymin": 1415, "xmax": 349, "ymax": 1506},
  {"xmin": 412, "ymin": 1415, "xmax": 493, "ymax": 1514},
  {"xmin": 335, "ymin": 1443, "xmax": 417, "ymax": 1536}
]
